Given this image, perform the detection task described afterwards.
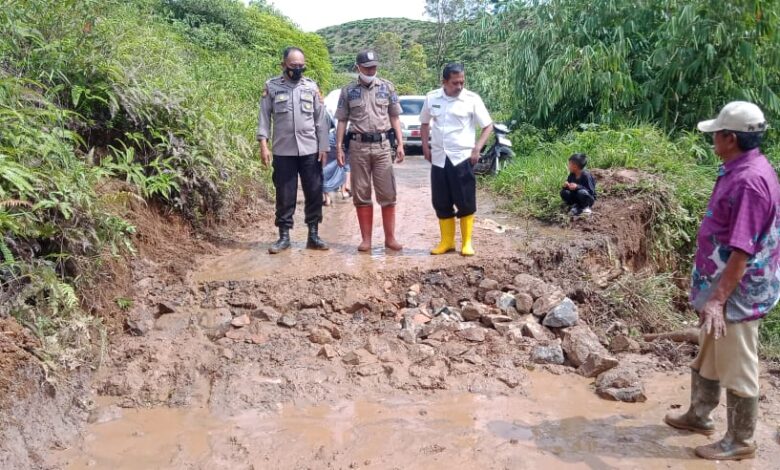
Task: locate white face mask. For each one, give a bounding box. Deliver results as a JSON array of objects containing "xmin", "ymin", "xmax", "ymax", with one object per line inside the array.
[{"xmin": 357, "ymin": 66, "xmax": 376, "ymax": 83}]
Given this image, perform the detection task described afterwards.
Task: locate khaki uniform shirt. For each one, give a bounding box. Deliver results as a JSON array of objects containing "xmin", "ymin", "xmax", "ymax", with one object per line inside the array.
[
  {"xmin": 256, "ymin": 75, "xmax": 329, "ymax": 156},
  {"xmin": 334, "ymin": 78, "xmax": 402, "ymax": 134}
]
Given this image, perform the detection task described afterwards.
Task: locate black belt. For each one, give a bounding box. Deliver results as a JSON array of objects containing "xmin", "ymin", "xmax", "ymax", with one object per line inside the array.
[{"xmin": 350, "ymin": 131, "xmax": 390, "ymax": 143}]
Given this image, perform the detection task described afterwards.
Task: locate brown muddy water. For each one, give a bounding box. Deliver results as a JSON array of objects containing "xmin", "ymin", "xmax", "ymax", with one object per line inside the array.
[
  {"xmin": 59, "ymin": 369, "xmax": 777, "ymax": 469},
  {"xmin": 194, "ymin": 156, "xmax": 571, "ymax": 282}
]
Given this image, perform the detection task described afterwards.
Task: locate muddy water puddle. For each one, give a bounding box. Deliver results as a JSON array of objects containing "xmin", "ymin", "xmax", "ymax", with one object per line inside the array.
[
  {"xmin": 60, "ymin": 370, "xmax": 774, "ymax": 469},
  {"xmin": 194, "ymin": 157, "xmax": 559, "ymax": 282}
]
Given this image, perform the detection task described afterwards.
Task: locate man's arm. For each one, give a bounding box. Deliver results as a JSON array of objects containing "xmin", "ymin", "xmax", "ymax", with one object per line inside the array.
[
  {"xmin": 390, "ymin": 115, "xmax": 405, "ymax": 163},
  {"xmin": 257, "ymin": 88, "xmax": 273, "ymax": 167},
  {"xmin": 421, "ymin": 124, "xmax": 431, "ymax": 162},
  {"xmin": 313, "ymin": 87, "xmax": 329, "ymax": 163},
  {"xmin": 336, "ymin": 120, "xmax": 347, "ymax": 167},
  {"xmin": 699, "ymin": 250, "xmax": 750, "ymax": 338},
  {"xmin": 470, "ymin": 124, "xmax": 493, "ymax": 165}
]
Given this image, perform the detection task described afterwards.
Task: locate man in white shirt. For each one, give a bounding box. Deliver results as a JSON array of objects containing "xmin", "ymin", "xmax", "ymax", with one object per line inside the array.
[{"xmin": 420, "ymin": 63, "xmax": 494, "ymax": 256}]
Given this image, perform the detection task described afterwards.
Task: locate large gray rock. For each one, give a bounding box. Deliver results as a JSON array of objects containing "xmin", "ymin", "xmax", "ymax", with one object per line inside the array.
[
  {"xmin": 542, "ymin": 298, "xmax": 579, "ymax": 328},
  {"xmin": 531, "ymin": 341, "xmax": 565, "ymax": 365},
  {"xmin": 497, "ymin": 293, "xmax": 517, "ymax": 313},
  {"xmin": 513, "ymin": 274, "xmax": 549, "ymax": 299},
  {"xmin": 523, "ymin": 321, "xmax": 554, "ymax": 341},
  {"xmin": 561, "ymin": 325, "xmax": 606, "ymax": 366},
  {"xmin": 515, "ymin": 293, "xmax": 534, "ymax": 314},
  {"xmin": 478, "ymin": 279, "xmax": 500, "ymax": 294},
  {"xmin": 578, "ymin": 353, "xmax": 619, "ymax": 378},
  {"xmin": 461, "ymin": 302, "xmax": 488, "ymax": 322}
]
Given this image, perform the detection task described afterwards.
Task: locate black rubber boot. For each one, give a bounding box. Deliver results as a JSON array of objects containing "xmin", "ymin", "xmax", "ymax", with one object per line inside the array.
[
  {"xmin": 306, "ymin": 223, "xmax": 329, "ymax": 250},
  {"xmin": 268, "ymin": 227, "xmax": 291, "ymax": 254},
  {"xmin": 665, "ymin": 369, "xmax": 720, "ymax": 435}
]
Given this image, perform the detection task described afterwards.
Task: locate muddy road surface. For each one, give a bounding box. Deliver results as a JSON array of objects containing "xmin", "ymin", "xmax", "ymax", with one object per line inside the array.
[{"xmin": 38, "ymin": 157, "xmax": 780, "ymax": 468}]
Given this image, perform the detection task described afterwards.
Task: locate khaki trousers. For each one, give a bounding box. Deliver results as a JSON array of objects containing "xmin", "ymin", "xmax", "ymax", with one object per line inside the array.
[
  {"xmin": 691, "ymin": 320, "xmax": 760, "ymax": 398},
  {"xmin": 349, "ymin": 140, "xmax": 396, "ymax": 207}
]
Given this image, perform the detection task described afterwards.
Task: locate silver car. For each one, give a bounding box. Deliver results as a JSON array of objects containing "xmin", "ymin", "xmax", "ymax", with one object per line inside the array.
[{"xmin": 398, "ymin": 95, "xmax": 426, "ymax": 150}]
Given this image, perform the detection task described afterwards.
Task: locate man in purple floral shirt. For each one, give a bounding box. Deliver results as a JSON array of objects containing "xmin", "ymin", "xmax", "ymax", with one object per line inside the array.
[{"xmin": 665, "ymin": 102, "xmax": 778, "ymax": 461}]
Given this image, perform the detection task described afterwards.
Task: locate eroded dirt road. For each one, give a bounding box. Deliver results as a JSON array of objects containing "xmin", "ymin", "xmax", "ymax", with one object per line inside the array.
[{"xmin": 53, "ymin": 157, "xmax": 780, "ymax": 469}]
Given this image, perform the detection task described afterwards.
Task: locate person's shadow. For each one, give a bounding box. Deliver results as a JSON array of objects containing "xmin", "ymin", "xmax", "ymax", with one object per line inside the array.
[{"xmin": 487, "ymin": 414, "xmax": 698, "ymax": 469}]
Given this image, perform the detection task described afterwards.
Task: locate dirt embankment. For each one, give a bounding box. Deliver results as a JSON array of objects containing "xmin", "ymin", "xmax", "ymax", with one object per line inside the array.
[{"xmin": 3, "ymin": 159, "xmax": 779, "ymax": 469}]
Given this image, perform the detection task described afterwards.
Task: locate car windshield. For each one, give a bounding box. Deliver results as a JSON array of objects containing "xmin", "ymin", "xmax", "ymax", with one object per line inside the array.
[{"xmin": 400, "ymin": 99, "xmax": 424, "ymax": 116}]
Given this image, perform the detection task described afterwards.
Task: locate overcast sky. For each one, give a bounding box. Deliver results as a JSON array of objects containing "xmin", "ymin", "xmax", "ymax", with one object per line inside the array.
[{"xmin": 269, "ymin": 0, "xmax": 429, "ymax": 32}]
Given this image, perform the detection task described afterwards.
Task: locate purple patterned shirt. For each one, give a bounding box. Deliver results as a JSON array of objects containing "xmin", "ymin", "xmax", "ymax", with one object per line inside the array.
[{"xmin": 691, "ymin": 148, "xmax": 780, "ymax": 322}]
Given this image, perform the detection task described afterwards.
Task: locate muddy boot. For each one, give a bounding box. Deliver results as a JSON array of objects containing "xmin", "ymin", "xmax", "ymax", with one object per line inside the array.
[
  {"xmin": 268, "ymin": 227, "xmax": 291, "ymax": 254},
  {"xmin": 306, "ymin": 223, "xmax": 329, "ymax": 250},
  {"xmin": 381, "ymin": 205, "xmax": 402, "ymax": 251},
  {"xmin": 460, "ymin": 214, "xmax": 475, "ymax": 256},
  {"xmin": 356, "ymin": 205, "xmax": 373, "ymax": 252},
  {"xmin": 695, "ymin": 390, "xmax": 758, "ymax": 460},
  {"xmin": 431, "ymin": 217, "xmax": 456, "ymax": 255},
  {"xmin": 664, "ymin": 369, "xmax": 720, "ymax": 435}
]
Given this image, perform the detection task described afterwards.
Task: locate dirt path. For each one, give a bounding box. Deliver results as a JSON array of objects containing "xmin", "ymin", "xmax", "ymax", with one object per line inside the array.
[{"xmin": 46, "ymin": 156, "xmax": 780, "ymax": 469}]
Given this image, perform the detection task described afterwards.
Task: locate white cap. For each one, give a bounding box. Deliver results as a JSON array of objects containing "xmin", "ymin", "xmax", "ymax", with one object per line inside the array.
[{"xmin": 697, "ymin": 101, "xmax": 768, "ymax": 133}]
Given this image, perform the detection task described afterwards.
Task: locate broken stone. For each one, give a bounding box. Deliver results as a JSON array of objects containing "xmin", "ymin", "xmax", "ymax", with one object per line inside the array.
[
  {"xmin": 342, "ymin": 348, "xmax": 377, "ymax": 366},
  {"xmin": 277, "ymin": 315, "xmax": 297, "ymax": 328},
  {"xmin": 494, "ymin": 321, "xmax": 523, "ymax": 337},
  {"xmin": 478, "ymin": 278, "xmax": 500, "ymax": 294},
  {"xmin": 481, "ymin": 314, "xmax": 513, "ymax": 329},
  {"xmin": 231, "ymin": 314, "xmax": 251, "ymax": 328},
  {"xmin": 252, "ymin": 306, "xmax": 281, "ymax": 323},
  {"xmin": 483, "ymin": 290, "xmax": 503, "ymax": 306},
  {"xmin": 299, "ymin": 295, "xmax": 321, "ymax": 309},
  {"xmin": 596, "ymin": 366, "xmax": 647, "ymax": 403},
  {"xmin": 561, "ymin": 325, "xmax": 607, "ymax": 367},
  {"xmin": 597, "ymin": 386, "xmax": 647, "ymax": 403},
  {"xmin": 406, "ymin": 291, "xmax": 419, "ymax": 308},
  {"xmin": 606, "ymin": 320, "xmax": 629, "ymax": 337},
  {"xmin": 532, "ymin": 289, "xmax": 566, "ymax": 317},
  {"xmin": 522, "ymin": 321, "xmax": 553, "ymax": 341},
  {"xmin": 497, "ymin": 293, "xmax": 517, "ymax": 313},
  {"xmin": 88, "ymin": 405, "xmax": 123, "ymax": 424},
  {"xmin": 225, "ymin": 329, "xmax": 245, "ymax": 341},
  {"xmin": 531, "ymin": 341, "xmax": 565, "ymax": 365},
  {"xmin": 409, "ymin": 344, "xmax": 436, "ymax": 363},
  {"xmin": 125, "ymin": 317, "xmax": 153, "ymax": 336},
  {"xmin": 409, "ymin": 283, "xmax": 421, "ymax": 294},
  {"xmin": 578, "ymin": 353, "xmax": 619, "ymax": 378},
  {"xmin": 610, "ymin": 335, "xmax": 641, "ymax": 353},
  {"xmin": 248, "ymin": 334, "xmax": 265, "ymax": 345},
  {"xmin": 157, "ymin": 302, "xmax": 177, "ymax": 316},
  {"xmin": 515, "ymin": 293, "xmax": 534, "ymax": 314},
  {"xmin": 221, "ymin": 348, "xmax": 235, "ymax": 360},
  {"xmin": 435, "ymin": 306, "xmax": 464, "ymax": 322},
  {"xmin": 430, "ymin": 297, "xmax": 447, "ymax": 311},
  {"xmin": 513, "ymin": 274, "xmax": 549, "ymax": 299},
  {"xmin": 497, "ymin": 369, "xmax": 522, "ymax": 388},
  {"xmin": 321, "ymin": 324, "xmax": 342, "ymax": 339},
  {"xmin": 461, "ymin": 302, "xmax": 487, "ymax": 322},
  {"xmin": 226, "ymin": 300, "xmax": 258, "ymax": 310},
  {"xmin": 357, "ymin": 363, "xmax": 385, "ymax": 377},
  {"xmin": 308, "ymin": 327, "xmax": 333, "ymax": 345},
  {"xmin": 318, "ymin": 345, "xmax": 338, "ymax": 359},
  {"xmin": 457, "ymin": 327, "xmax": 486, "ymax": 342},
  {"xmin": 542, "ymin": 298, "xmax": 579, "ymax": 328},
  {"xmin": 398, "ymin": 329, "xmax": 418, "ymax": 344}
]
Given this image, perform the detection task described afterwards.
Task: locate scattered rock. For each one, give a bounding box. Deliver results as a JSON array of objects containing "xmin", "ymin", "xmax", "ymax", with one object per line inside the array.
[
  {"xmin": 484, "ymin": 290, "xmax": 503, "ymax": 306},
  {"xmin": 321, "ymin": 323, "xmax": 342, "ymax": 340},
  {"xmin": 308, "ymin": 327, "xmax": 333, "ymax": 345},
  {"xmin": 125, "ymin": 317, "xmax": 153, "ymax": 336},
  {"xmin": 409, "ymin": 283, "xmax": 421, "ymax": 294},
  {"xmin": 513, "ymin": 274, "xmax": 549, "ymax": 299},
  {"xmin": 318, "ymin": 345, "xmax": 338, "ymax": 359},
  {"xmin": 596, "ymin": 366, "xmax": 647, "ymax": 402},
  {"xmin": 156, "ymin": 302, "xmax": 177, "ymax": 316},
  {"xmin": 434, "ymin": 306, "xmax": 463, "ymax": 322},
  {"xmin": 224, "ymin": 329, "xmax": 245, "ymax": 341},
  {"xmin": 342, "ymin": 348, "xmax": 377, "ymax": 366},
  {"xmin": 515, "ymin": 293, "xmax": 534, "ymax": 314},
  {"xmin": 461, "ymin": 302, "xmax": 487, "ymax": 322},
  {"xmin": 478, "ymin": 279, "xmax": 500, "ymax": 294},
  {"xmin": 578, "ymin": 353, "xmax": 619, "ymax": 378},
  {"xmin": 252, "ymin": 306, "xmax": 281, "ymax": 323},
  {"xmin": 531, "ymin": 341, "xmax": 565, "ymax": 365},
  {"xmin": 406, "ymin": 291, "xmax": 419, "ymax": 308},
  {"xmin": 357, "ymin": 363, "xmax": 385, "ymax": 377},
  {"xmin": 462, "ymin": 350, "xmax": 484, "ymax": 365},
  {"xmin": 497, "ymin": 293, "xmax": 517, "ymax": 313},
  {"xmin": 606, "ymin": 320, "xmax": 629, "ymax": 337},
  {"xmin": 221, "ymin": 348, "xmax": 235, "ymax": 360},
  {"xmin": 88, "ymin": 405, "xmax": 123, "ymax": 424},
  {"xmin": 430, "ymin": 297, "xmax": 447, "ymax": 311},
  {"xmin": 231, "ymin": 314, "xmax": 251, "ymax": 328},
  {"xmin": 277, "ymin": 315, "xmax": 297, "ymax": 328},
  {"xmin": 494, "ymin": 321, "xmax": 524, "ymax": 337},
  {"xmin": 497, "ymin": 369, "xmax": 522, "ymax": 388},
  {"xmin": 610, "ymin": 335, "xmax": 641, "ymax": 353},
  {"xmin": 532, "ymin": 289, "xmax": 566, "ymax": 317},
  {"xmin": 481, "ymin": 314, "xmax": 513, "ymax": 329},
  {"xmin": 226, "ymin": 300, "xmax": 258, "ymax": 310},
  {"xmin": 542, "ymin": 298, "xmax": 579, "ymax": 328},
  {"xmin": 561, "ymin": 325, "xmax": 606, "ymax": 367},
  {"xmin": 522, "ymin": 321, "xmax": 553, "ymax": 341},
  {"xmin": 457, "ymin": 327, "xmax": 486, "ymax": 343}
]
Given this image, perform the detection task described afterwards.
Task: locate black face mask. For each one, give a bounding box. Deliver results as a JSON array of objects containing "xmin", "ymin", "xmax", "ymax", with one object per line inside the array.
[{"xmin": 285, "ymin": 66, "xmax": 306, "ymax": 81}]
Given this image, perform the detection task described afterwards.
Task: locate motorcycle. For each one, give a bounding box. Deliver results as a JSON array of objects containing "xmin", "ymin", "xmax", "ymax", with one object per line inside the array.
[{"xmin": 473, "ymin": 123, "xmax": 514, "ymax": 176}]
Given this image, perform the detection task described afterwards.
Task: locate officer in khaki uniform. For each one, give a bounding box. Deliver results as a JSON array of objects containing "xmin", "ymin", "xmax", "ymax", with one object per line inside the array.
[
  {"xmin": 257, "ymin": 46, "xmax": 330, "ymax": 254},
  {"xmin": 335, "ymin": 50, "xmax": 405, "ymax": 252}
]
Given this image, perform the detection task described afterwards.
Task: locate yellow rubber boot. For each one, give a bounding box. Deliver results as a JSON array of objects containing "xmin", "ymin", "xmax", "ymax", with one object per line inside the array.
[
  {"xmin": 430, "ymin": 218, "xmax": 456, "ymax": 255},
  {"xmin": 460, "ymin": 214, "xmax": 475, "ymax": 256}
]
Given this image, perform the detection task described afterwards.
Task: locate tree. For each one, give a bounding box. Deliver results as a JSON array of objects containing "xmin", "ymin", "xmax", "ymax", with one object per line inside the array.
[
  {"xmin": 425, "ymin": 0, "xmax": 490, "ymax": 68},
  {"xmin": 373, "ymin": 32, "xmax": 402, "ymax": 70}
]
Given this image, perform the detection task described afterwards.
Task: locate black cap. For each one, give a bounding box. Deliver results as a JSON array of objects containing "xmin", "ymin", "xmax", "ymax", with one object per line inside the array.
[{"xmin": 356, "ymin": 50, "xmax": 379, "ymax": 67}]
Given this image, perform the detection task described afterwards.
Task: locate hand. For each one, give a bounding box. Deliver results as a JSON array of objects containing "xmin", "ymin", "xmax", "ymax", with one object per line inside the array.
[
  {"xmin": 260, "ymin": 146, "xmax": 271, "ymax": 167},
  {"xmin": 395, "ymin": 145, "xmax": 405, "ymax": 164},
  {"xmin": 470, "ymin": 147, "xmax": 480, "ymax": 165},
  {"xmin": 699, "ymin": 299, "xmax": 727, "ymax": 339},
  {"xmin": 337, "ymin": 148, "xmax": 345, "ymax": 167},
  {"xmin": 423, "ymin": 147, "xmax": 432, "ymax": 163},
  {"xmin": 319, "ymin": 151, "xmax": 328, "ymax": 167}
]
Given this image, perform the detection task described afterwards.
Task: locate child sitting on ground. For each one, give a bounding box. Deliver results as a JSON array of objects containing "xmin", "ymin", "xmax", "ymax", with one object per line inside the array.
[{"xmin": 561, "ymin": 153, "xmax": 596, "ymax": 216}]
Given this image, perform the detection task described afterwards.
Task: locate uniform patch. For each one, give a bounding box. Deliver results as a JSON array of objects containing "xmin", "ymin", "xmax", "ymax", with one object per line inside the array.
[
  {"xmin": 348, "ymin": 87, "xmax": 362, "ymax": 100},
  {"xmin": 390, "ymin": 93, "xmax": 399, "ymax": 104},
  {"xmin": 301, "ymin": 91, "xmax": 314, "ymax": 101},
  {"xmin": 275, "ymin": 93, "xmax": 289, "ymax": 102},
  {"xmin": 337, "ymin": 95, "xmax": 346, "ymax": 108},
  {"xmin": 432, "ymin": 104, "xmax": 442, "ymax": 108}
]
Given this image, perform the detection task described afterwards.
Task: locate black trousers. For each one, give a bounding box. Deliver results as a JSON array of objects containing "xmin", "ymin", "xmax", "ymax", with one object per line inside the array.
[
  {"xmin": 560, "ymin": 188, "xmax": 595, "ymax": 209},
  {"xmin": 273, "ymin": 154, "xmax": 322, "ymax": 228},
  {"xmin": 431, "ymin": 157, "xmax": 476, "ymax": 219}
]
